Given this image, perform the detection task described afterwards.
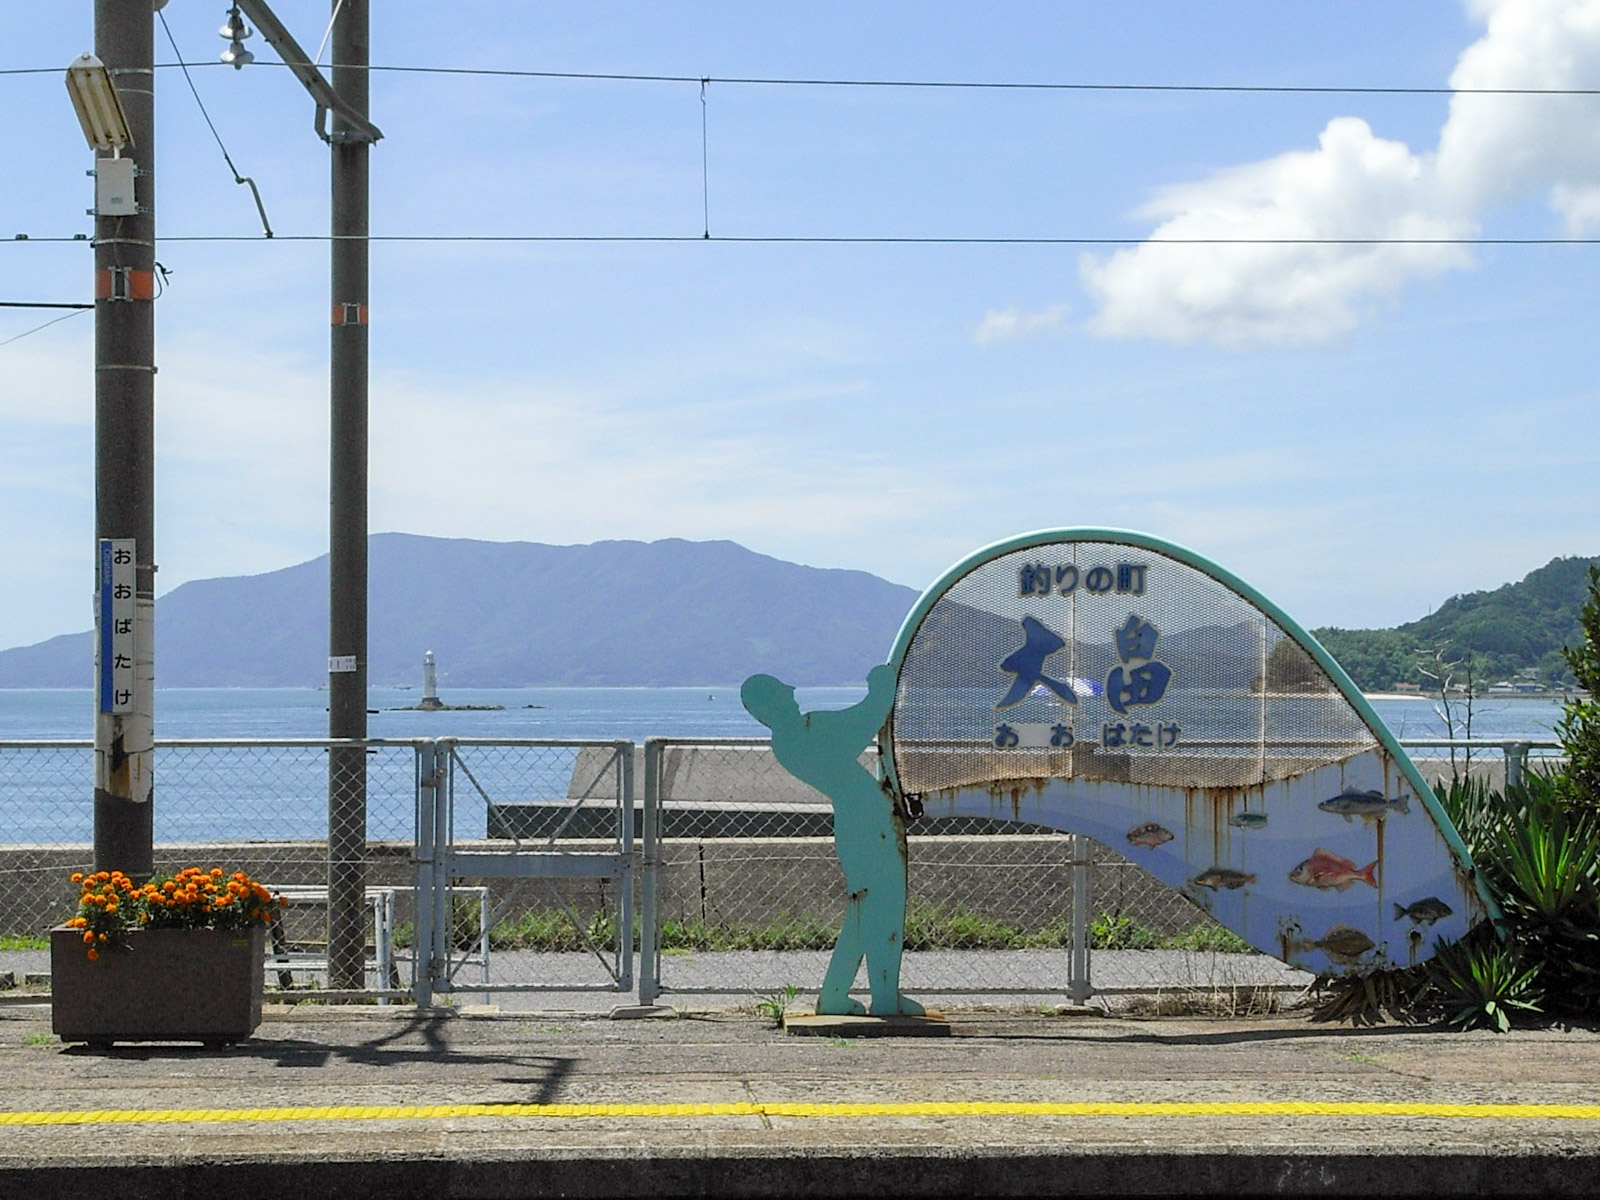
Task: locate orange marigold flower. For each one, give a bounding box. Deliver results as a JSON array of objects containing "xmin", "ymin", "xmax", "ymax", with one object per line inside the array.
[
  {"xmin": 70, "ymin": 872, "xmax": 83, "ymax": 883},
  {"xmin": 86, "ymin": 948, "xmax": 99, "ymax": 961}
]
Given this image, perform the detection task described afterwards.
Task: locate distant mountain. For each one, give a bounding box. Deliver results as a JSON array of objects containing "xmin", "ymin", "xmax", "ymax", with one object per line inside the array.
[
  {"xmin": 0, "ymin": 535, "xmax": 921, "ymax": 688},
  {"xmin": 1313, "ymin": 554, "xmax": 1600, "ymax": 692}
]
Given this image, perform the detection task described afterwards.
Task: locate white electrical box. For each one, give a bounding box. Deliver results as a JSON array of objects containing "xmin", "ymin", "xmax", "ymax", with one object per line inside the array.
[{"xmin": 95, "ymin": 157, "xmax": 137, "ymax": 216}]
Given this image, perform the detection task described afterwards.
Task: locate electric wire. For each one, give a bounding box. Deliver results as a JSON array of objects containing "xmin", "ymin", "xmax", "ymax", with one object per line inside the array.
[
  {"xmin": 7, "ymin": 233, "xmax": 1600, "ymax": 246},
  {"xmin": 313, "ymin": 0, "xmax": 348, "ymax": 68},
  {"xmin": 8, "ymin": 48, "xmax": 1599, "ymax": 249},
  {"xmin": 157, "ymin": 11, "xmax": 274, "ymax": 237},
  {"xmin": 3, "ymin": 60, "xmax": 1600, "ymax": 94},
  {"xmin": 0, "ymin": 307, "xmax": 89, "ymax": 348}
]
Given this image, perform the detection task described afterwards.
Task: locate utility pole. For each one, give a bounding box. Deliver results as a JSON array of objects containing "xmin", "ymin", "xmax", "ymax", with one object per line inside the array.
[
  {"xmin": 232, "ymin": 0, "xmax": 381, "ymax": 993},
  {"xmin": 92, "ymin": 0, "xmax": 156, "ymax": 879},
  {"xmin": 326, "ymin": 0, "xmax": 371, "ymax": 992}
]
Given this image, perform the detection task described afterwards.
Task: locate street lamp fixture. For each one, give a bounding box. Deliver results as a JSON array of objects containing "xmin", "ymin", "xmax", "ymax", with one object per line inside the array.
[{"xmin": 64, "ymin": 52, "xmax": 132, "ymax": 155}]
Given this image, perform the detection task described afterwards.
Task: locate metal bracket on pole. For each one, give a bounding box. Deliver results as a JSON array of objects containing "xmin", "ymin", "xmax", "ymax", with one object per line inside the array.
[{"xmin": 232, "ymin": 0, "xmax": 383, "ymax": 144}]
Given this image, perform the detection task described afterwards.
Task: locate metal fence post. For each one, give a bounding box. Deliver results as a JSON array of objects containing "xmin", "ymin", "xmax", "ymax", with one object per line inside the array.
[
  {"xmin": 638, "ymin": 738, "xmax": 661, "ymax": 1006},
  {"xmin": 411, "ymin": 739, "xmax": 437, "ymax": 1007},
  {"xmin": 1503, "ymin": 741, "xmax": 1531, "ymax": 791},
  {"xmin": 1069, "ymin": 832, "xmax": 1091, "ymax": 1005},
  {"xmin": 616, "ymin": 741, "xmax": 635, "ymax": 994},
  {"xmin": 429, "ymin": 739, "xmax": 454, "ymax": 999}
]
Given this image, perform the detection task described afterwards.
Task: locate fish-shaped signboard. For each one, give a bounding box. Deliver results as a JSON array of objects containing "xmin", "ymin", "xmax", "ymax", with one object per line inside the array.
[{"xmin": 882, "ymin": 529, "xmax": 1496, "ymax": 979}]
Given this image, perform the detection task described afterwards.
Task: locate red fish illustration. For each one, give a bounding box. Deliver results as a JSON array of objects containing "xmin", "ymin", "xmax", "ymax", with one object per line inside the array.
[{"xmin": 1288, "ymin": 848, "xmax": 1378, "ymax": 891}]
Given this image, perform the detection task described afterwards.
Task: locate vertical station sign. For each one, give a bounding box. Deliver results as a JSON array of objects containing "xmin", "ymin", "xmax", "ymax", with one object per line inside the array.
[{"xmin": 97, "ymin": 538, "xmax": 135, "ymax": 714}]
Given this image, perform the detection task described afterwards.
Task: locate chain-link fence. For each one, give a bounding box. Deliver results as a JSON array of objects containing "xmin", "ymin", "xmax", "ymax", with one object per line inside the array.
[
  {"xmin": 0, "ymin": 742, "xmax": 95, "ymax": 944},
  {"xmin": 0, "ymin": 739, "xmax": 418, "ymax": 998},
  {"xmin": 637, "ymin": 737, "xmax": 1311, "ymax": 1009},
  {"xmin": 2, "ymin": 735, "xmax": 1560, "ymax": 1011},
  {"xmin": 415, "ymin": 739, "xmax": 635, "ymax": 1005}
]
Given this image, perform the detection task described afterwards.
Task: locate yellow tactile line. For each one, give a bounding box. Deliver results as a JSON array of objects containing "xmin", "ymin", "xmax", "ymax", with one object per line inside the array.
[{"xmin": 2, "ymin": 1100, "xmax": 1600, "ymax": 1126}]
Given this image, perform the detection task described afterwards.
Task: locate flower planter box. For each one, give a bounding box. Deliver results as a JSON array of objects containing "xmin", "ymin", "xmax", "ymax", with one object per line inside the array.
[{"xmin": 51, "ymin": 925, "xmax": 266, "ymax": 1046}]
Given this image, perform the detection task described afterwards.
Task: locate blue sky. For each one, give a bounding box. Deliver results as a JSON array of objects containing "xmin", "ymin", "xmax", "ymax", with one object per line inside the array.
[{"xmin": 2, "ymin": 1, "xmax": 1597, "ymax": 652}]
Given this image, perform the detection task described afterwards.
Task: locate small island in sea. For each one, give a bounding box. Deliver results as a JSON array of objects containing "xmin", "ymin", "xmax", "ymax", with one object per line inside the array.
[{"xmin": 389, "ymin": 650, "xmax": 504, "ymax": 712}]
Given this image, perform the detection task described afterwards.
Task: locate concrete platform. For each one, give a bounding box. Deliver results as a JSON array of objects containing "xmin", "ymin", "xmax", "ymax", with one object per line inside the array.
[{"xmin": 2, "ymin": 1000, "xmax": 1599, "ymax": 1197}]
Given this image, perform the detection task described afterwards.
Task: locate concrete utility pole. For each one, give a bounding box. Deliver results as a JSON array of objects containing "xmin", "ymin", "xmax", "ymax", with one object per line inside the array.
[
  {"xmin": 92, "ymin": 0, "xmax": 156, "ymax": 879},
  {"xmin": 233, "ymin": 0, "xmax": 381, "ymax": 992},
  {"xmin": 326, "ymin": 0, "xmax": 371, "ymax": 992}
]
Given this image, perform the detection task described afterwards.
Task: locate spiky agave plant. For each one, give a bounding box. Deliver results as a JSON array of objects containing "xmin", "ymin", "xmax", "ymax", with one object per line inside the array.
[
  {"xmin": 1435, "ymin": 772, "xmax": 1600, "ymax": 1016},
  {"xmin": 1426, "ymin": 933, "xmax": 1543, "ymax": 1033}
]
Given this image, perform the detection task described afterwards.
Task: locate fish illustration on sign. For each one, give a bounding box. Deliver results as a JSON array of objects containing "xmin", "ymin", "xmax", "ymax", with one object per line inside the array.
[
  {"xmin": 1126, "ymin": 822, "xmax": 1174, "ymax": 849},
  {"xmin": 1318, "ymin": 787, "xmax": 1411, "ymax": 821},
  {"xmin": 1394, "ymin": 897, "xmax": 1453, "ymax": 926},
  {"xmin": 1288, "ymin": 848, "xmax": 1379, "ymax": 891},
  {"xmin": 1229, "ymin": 811, "xmax": 1269, "ymax": 830},
  {"xmin": 1190, "ymin": 867, "xmax": 1255, "ymax": 891},
  {"xmin": 1309, "ymin": 924, "xmax": 1376, "ymax": 964}
]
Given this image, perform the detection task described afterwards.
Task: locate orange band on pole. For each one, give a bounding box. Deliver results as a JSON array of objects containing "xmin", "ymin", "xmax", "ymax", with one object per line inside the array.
[
  {"xmin": 95, "ymin": 269, "xmax": 156, "ymax": 301},
  {"xmin": 331, "ymin": 303, "xmax": 369, "ymax": 326}
]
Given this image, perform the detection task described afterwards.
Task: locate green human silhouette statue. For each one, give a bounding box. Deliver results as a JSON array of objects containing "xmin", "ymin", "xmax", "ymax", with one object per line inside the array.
[{"xmin": 741, "ymin": 664, "xmax": 923, "ymax": 1016}]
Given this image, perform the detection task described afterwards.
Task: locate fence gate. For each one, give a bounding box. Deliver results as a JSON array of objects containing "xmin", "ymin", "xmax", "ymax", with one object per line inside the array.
[{"xmin": 413, "ymin": 738, "xmax": 635, "ymax": 1006}]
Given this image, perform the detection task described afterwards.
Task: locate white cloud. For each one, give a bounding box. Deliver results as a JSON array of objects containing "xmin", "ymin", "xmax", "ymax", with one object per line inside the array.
[
  {"xmin": 1082, "ymin": 0, "xmax": 1600, "ymax": 347},
  {"xmin": 973, "ymin": 304, "xmax": 1069, "ymax": 344}
]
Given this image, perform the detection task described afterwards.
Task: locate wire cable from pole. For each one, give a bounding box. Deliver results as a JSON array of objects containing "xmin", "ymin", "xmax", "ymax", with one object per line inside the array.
[
  {"xmin": 0, "ymin": 307, "xmax": 90, "ymax": 349},
  {"xmin": 158, "ymin": 9, "xmax": 274, "ymax": 238},
  {"xmin": 701, "ymin": 78, "xmax": 711, "ymax": 239}
]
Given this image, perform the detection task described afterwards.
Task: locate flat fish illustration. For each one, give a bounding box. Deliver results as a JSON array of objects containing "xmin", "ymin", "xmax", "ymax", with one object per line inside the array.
[
  {"xmin": 1288, "ymin": 848, "xmax": 1379, "ymax": 891},
  {"xmin": 1318, "ymin": 786, "xmax": 1411, "ymax": 821},
  {"xmin": 1394, "ymin": 897, "xmax": 1453, "ymax": 926},
  {"xmin": 1229, "ymin": 811, "xmax": 1269, "ymax": 830},
  {"xmin": 1126, "ymin": 822, "xmax": 1174, "ymax": 849},
  {"xmin": 1190, "ymin": 867, "xmax": 1256, "ymax": 891},
  {"xmin": 1311, "ymin": 924, "xmax": 1376, "ymax": 964}
]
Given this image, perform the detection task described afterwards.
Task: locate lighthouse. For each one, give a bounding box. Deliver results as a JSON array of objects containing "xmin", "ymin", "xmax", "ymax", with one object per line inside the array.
[{"xmin": 420, "ymin": 649, "xmax": 442, "ymax": 710}]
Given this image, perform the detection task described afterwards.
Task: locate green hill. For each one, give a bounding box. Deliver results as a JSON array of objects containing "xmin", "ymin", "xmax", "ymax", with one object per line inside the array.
[{"xmin": 1313, "ymin": 555, "xmax": 1600, "ymax": 692}]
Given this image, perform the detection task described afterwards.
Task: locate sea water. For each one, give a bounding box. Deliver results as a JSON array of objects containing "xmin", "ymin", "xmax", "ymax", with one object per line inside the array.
[
  {"xmin": 0, "ymin": 687, "xmax": 1568, "ymax": 743},
  {"xmin": 0, "ymin": 688, "xmax": 1567, "ymax": 844},
  {"xmin": 0, "ymin": 686, "xmax": 864, "ymax": 742}
]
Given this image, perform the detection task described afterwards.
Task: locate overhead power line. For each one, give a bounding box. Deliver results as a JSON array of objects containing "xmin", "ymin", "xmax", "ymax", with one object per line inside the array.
[
  {"xmin": 0, "ymin": 306, "xmax": 89, "ymax": 348},
  {"xmin": 2, "ymin": 59, "xmax": 1599, "ymax": 95},
  {"xmin": 7, "ymin": 233, "xmax": 1600, "ymax": 246},
  {"xmin": 158, "ymin": 12, "xmax": 274, "ymax": 237}
]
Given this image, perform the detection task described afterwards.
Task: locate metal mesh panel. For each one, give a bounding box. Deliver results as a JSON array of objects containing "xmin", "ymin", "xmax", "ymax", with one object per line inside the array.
[
  {"xmin": 893, "ymin": 541, "xmax": 1376, "ymax": 796},
  {"xmin": 431, "ymin": 741, "xmax": 633, "ymax": 998},
  {"xmin": 0, "ymin": 740, "xmax": 417, "ymax": 997},
  {"xmin": 0, "ymin": 744, "xmax": 95, "ymax": 940},
  {"xmin": 644, "ymin": 738, "xmax": 1304, "ymax": 1005},
  {"xmin": 651, "ymin": 742, "xmax": 837, "ymax": 991}
]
